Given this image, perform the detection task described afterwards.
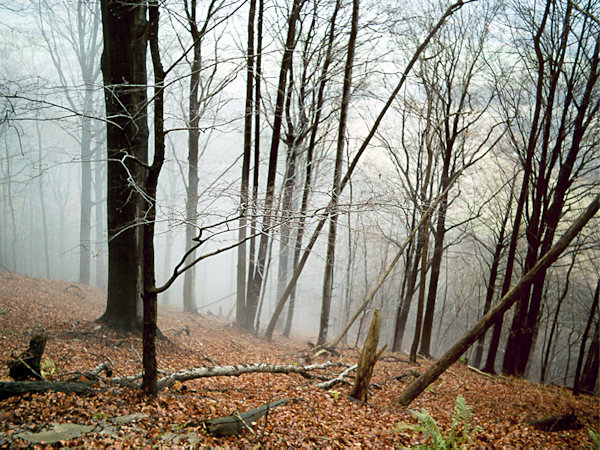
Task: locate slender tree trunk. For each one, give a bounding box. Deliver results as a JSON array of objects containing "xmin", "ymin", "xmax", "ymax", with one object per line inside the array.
[
  {"xmin": 247, "ymin": 0, "xmax": 263, "ymax": 309},
  {"xmin": 572, "ymin": 279, "xmax": 599, "ymax": 395},
  {"xmin": 236, "ymin": 0, "xmax": 256, "ymax": 325},
  {"xmin": 418, "ymin": 196, "xmax": 446, "ymax": 357},
  {"xmin": 540, "ymin": 260, "xmax": 574, "ymax": 383},
  {"xmin": 141, "ymin": 0, "xmax": 165, "ymax": 396},
  {"xmin": 79, "ymin": 111, "xmax": 93, "ymax": 285},
  {"xmin": 35, "ymin": 120, "xmax": 51, "ymax": 278},
  {"xmin": 93, "ymin": 133, "xmax": 106, "ymax": 288},
  {"xmin": 318, "ymin": 0, "xmax": 359, "ymax": 345},
  {"xmin": 183, "ymin": 0, "xmax": 207, "ymax": 315},
  {"xmin": 471, "ymin": 191, "xmax": 512, "ymax": 368},
  {"xmin": 244, "ymin": 0, "xmax": 303, "ymax": 330},
  {"xmin": 410, "ymin": 219, "xmax": 429, "ymax": 362},
  {"xmin": 578, "ymin": 319, "xmax": 599, "ymax": 394}
]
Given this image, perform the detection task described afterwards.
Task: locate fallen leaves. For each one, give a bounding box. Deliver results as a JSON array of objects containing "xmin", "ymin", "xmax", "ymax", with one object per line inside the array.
[{"xmin": 0, "ymin": 271, "xmax": 598, "ymax": 447}]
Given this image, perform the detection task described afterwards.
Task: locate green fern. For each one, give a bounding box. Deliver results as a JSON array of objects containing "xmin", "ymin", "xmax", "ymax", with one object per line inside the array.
[
  {"xmin": 452, "ymin": 394, "xmax": 473, "ymax": 427},
  {"xmin": 398, "ymin": 394, "xmax": 480, "ymax": 449},
  {"xmin": 589, "ymin": 428, "xmax": 600, "ymax": 450}
]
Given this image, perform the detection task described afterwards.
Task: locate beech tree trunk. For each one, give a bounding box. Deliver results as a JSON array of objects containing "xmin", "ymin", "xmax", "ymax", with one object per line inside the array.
[
  {"xmin": 573, "ymin": 279, "xmax": 599, "ymax": 395},
  {"xmin": 318, "ymin": 0, "xmax": 359, "ymax": 346},
  {"xmin": 244, "ymin": 0, "xmax": 303, "ymax": 330},
  {"xmin": 99, "ymin": 0, "xmax": 148, "ymax": 333},
  {"xmin": 236, "ymin": 0, "xmax": 256, "ymax": 325}
]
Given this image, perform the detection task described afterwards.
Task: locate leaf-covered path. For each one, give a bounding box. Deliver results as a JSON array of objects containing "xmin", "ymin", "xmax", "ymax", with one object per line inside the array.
[{"xmin": 0, "ymin": 272, "xmax": 597, "ymax": 447}]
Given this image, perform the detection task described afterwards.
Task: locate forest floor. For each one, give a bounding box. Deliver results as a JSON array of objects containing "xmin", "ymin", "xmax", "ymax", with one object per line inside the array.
[{"xmin": 0, "ymin": 272, "xmax": 598, "ymax": 448}]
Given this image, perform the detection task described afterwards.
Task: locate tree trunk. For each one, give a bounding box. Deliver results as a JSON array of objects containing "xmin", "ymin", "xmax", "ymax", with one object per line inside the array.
[
  {"xmin": 578, "ymin": 318, "xmax": 599, "ymax": 395},
  {"xmin": 350, "ymin": 309, "xmax": 381, "ymax": 402},
  {"xmin": 317, "ymin": 0, "xmax": 359, "ymax": 346},
  {"xmin": 99, "ymin": 0, "xmax": 148, "ymax": 333},
  {"xmin": 572, "ymin": 279, "xmax": 599, "ymax": 395},
  {"xmin": 263, "ymin": 0, "xmax": 468, "ymax": 342},
  {"xmin": 141, "ymin": 0, "xmax": 166, "ymax": 396},
  {"xmin": 236, "ymin": 0, "xmax": 256, "ymax": 325},
  {"xmin": 472, "ymin": 190, "xmax": 512, "ymax": 368},
  {"xmin": 244, "ymin": 0, "xmax": 303, "ymax": 330},
  {"xmin": 183, "ymin": 0, "xmax": 206, "ymax": 315},
  {"xmin": 397, "ymin": 193, "xmax": 599, "ymax": 407},
  {"xmin": 540, "ymin": 257, "xmax": 574, "ymax": 383},
  {"xmin": 410, "ymin": 219, "xmax": 429, "ymax": 362},
  {"xmin": 35, "ymin": 120, "xmax": 51, "ymax": 278},
  {"xmin": 419, "ymin": 197, "xmax": 445, "ymax": 357}
]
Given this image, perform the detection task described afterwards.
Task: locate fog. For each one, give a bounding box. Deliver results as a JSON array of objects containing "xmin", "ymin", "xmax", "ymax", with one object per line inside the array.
[{"xmin": 0, "ymin": 0, "xmax": 598, "ymax": 391}]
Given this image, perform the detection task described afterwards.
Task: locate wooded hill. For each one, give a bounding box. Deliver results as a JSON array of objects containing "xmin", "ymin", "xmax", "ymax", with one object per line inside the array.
[{"xmin": 0, "ymin": 272, "xmax": 597, "ymax": 447}]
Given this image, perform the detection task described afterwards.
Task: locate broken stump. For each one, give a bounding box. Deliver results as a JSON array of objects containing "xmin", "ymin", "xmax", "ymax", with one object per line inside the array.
[
  {"xmin": 8, "ymin": 332, "xmax": 47, "ymax": 381},
  {"xmin": 350, "ymin": 309, "xmax": 382, "ymax": 402}
]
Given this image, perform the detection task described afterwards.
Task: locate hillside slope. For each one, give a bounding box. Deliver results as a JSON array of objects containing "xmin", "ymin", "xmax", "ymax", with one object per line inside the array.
[{"xmin": 0, "ymin": 272, "xmax": 597, "ymax": 447}]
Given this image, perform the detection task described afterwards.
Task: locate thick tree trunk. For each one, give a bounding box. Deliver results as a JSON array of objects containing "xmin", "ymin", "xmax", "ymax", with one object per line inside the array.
[{"xmin": 99, "ymin": 0, "xmax": 148, "ymax": 333}]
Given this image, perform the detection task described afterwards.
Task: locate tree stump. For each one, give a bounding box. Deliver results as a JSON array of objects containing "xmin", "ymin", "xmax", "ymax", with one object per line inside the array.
[
  {"xmin": 8, "ymin": 332, "xmax": 47, "ymax": 381},
  {"xmin": 350, "ymin": 309, "xmax": 382, "ymax": 402}
]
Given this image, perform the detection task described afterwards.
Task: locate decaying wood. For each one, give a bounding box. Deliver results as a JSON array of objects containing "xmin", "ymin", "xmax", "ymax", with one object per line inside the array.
[
  {"xmin": 316, "ymin": 364, "xmax": 358, "ymax": 389},
  {"xmin": 350, "ymin": 309, "xmax": 381, "ymax": 402},
  {"xmin": 0, "ymin": 380, "xmax": 97, "ymax": 400},
  {"xmin": 67, "ymin": 361, "xmax": 113, "ymax": 381},
  {"xmin": 8, "ymin": 332, "xmax": 47, "ymax": 381},
  {"xmin": 390, "ymin": 369, "xmax": 421, "ymax": 383},
  {"xmin": 141, "ymin": 361, "xmax": 346, "ymax": 390},
  {"xmin": 525, "ymin": 413, "xmax": 579, "ymax": 431},
  {"xmin": 203, "ymin": 398, "xmax": 294, "ymax": 436},
  {"xmin": 467, "ymin": 365, "xmax": 495, "ymax": 379}
]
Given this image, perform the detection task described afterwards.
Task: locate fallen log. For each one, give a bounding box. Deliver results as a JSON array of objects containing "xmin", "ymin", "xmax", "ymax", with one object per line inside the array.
[
  {"xmin": 203, "ymin": 398, "xmax": 294, "ymax": 436},
  {"xmin": 0, "ymin": 380, "xmax": 98, "ymax": 400},
  {"xmin": 525, "ymin": 413, "xmax": 580, "ymax": 432},
  {"xmin": 316, "ymin": 364, "xmax": 358, "ymax": 389},
  {"xmin": 153, "ymin": 361, "xmax": 346, "ymax": 390}
]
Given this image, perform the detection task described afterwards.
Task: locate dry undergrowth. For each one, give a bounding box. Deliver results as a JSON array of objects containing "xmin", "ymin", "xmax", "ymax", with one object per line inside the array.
[{"xmin": 0, "ymin": 271, "xmax": 597, "ymax": 447}]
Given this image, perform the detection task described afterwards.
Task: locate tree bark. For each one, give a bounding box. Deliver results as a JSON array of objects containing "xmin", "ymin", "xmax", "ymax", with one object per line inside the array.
[
  {"xmin": 236, "ymin": 0, "xmax": 256, "ymax": 325},
  {"xmin": 318, "ymin": 0, "xmax": 359, "ymax": 346},
  {"xmin": 350, "ymin": 309, "xmax": 381, "ymax": 402},
  {"xmin": 99, "ymin": 0, "xmax": 148, "ymax": 333},
  {"xmin": 572, "ymin": 279, "xmax": 599, "ymax": 395},
  {"xmin": 410, "ymin": 220, "xmax": 430, "ymax": 362},
  {"xmin": 244, "ymin": 0, "xmax": 303, "ymax": 330}
]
